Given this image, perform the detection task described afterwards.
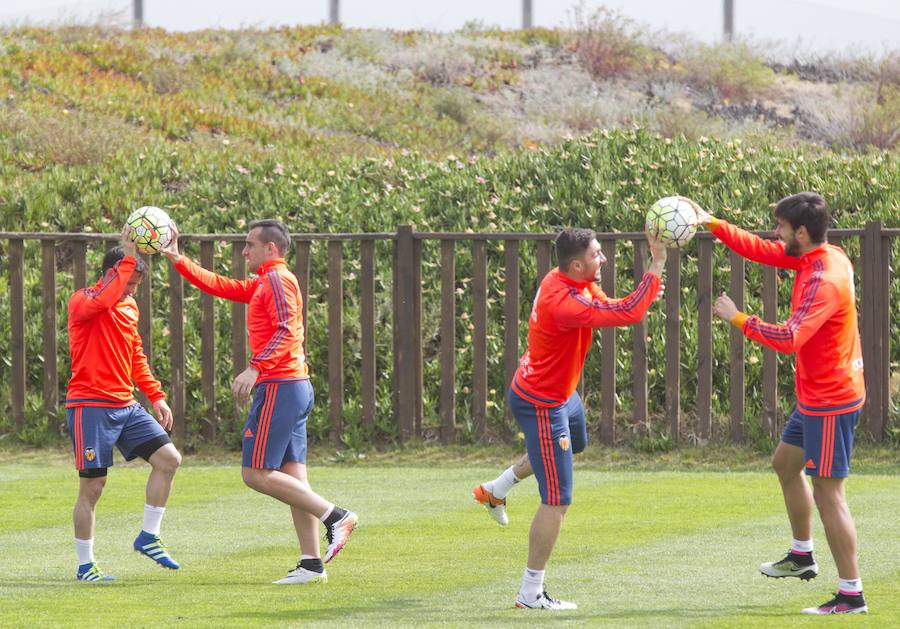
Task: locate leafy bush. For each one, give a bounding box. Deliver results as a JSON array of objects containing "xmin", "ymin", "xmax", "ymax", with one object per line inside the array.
[{"xmin": 680, "ymin": 43, "xmax": 775, "ymax": 103}]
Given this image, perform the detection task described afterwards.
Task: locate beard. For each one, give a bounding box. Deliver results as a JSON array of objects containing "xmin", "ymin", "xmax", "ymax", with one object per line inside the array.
[{"xmin": 783, "ymin": 236, "xmax": 802, "ymax": 257}]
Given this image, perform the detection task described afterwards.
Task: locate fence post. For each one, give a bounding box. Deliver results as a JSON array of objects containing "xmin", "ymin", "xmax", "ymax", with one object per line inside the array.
[
  {"xmin": 10, "ymin": 239, "xmax": 25, "ymax": 430},
  {"xmin": 665, "ymin": 249, "xmax": 681, "ymax": 441},
  {"xmin": 360, "ymin": 240, "xmax": 377, "ymax": 430},
  {"xmin": 472, "ymin": 239, "xmax": 488, "ymax": 439},
  {"xmin": 41, "ymin": 240, "xmax": 59, "ymax": 431},
  {"xmin": 168, "ymin": 260, "xmax": 186, "ymax": 446},
  {"xmin": 861, "ymin": 221, "xmax": 885, "ymax": 439},
  {"xmin": 199, "ymin": 241, "xmax": 217, "ymax": 440},
  {"xmin": 632, "ymin": 239, "xmax": 649, "ymax": 433},
  {"xmin": 327, "ymin": 240, "xmax": 344, "ymax": 443},
  {"xmin": 503, "ymin": 240, "xmax": 520, "ymax": 433},
  {"xmin": 600, "ymin": 239, "xmax": 617, "ymax": 445},
  {"xmin": 394, "ymin": 226, "xmax": 416, "ymax": 441},
  {"xmin": 729, "ymin": 251, "xmax": 745, "ymax": 443},
  {"xmin": 697, "ymin": 237, "xmax": 713, "ymax": 440},
  {"xmin": 440, "ymin": 240, "xmax": 456, "ymax": 443},
  {"xmin": 762, "ymin": 265, "xmax": 779, "ymax": 438}
]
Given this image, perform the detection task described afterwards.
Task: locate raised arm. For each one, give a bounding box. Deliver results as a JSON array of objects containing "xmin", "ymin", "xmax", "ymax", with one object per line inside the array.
[{"xmin": 162, "ymin": 222, "xmax": 256, "ymax": 302}]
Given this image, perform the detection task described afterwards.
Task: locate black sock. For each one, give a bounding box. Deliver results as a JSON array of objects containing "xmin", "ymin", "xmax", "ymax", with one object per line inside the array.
[
  {"xmin": 300, "ymin": 557, "xmax": 324, "ymax": 573},
  {"xmin": 323, "ymin": 506, "xmax": 347, "ymax": 529},
  {"xmin": 788, "ymin": 551, "xmax": 815, "ymax": 566}
]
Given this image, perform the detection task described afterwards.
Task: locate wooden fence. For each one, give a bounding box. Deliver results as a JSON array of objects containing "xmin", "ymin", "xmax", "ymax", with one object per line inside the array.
[{"xmin": 2, "ymin": 222, "xmax": 896, "ymax": 444}]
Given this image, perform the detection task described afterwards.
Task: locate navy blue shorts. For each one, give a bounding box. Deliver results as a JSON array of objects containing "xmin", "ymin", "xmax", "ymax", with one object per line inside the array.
[
  {"xmin": 509, "ymin": 387, "xmax": 587, "ymax": 506},
  {"xmin": 781, "ymin": 408, "xmax": 859, "ymax": 478},
  {"xmin": 242, "ymin": 379, "xmax": 314, "ymax": 469},
  {"xmin": 67, "ymin": 403, "xmax": 168, "ymax": 471}
]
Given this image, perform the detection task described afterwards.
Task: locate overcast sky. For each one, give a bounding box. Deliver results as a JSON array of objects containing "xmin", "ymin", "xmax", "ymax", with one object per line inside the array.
[{"xmin": 3, "ymin": 0, "xmax": 899, "ymax": 56}]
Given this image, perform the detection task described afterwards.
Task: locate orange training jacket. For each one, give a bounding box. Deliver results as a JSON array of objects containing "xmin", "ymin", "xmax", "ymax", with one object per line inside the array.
[
  {"xmin": 174, "ymin": 256, "xmax": 308, "ymax": 382},
  {"xmin": 66, "ymin": 256, "xmax": 165, "ymax": 408},
  {"xmin": 511, "ymin": 268, "xmax": 661, "ymax": 407},
  {"xmin": 711, "ymin": 219, "xmax": 865, "ymax": 416}
]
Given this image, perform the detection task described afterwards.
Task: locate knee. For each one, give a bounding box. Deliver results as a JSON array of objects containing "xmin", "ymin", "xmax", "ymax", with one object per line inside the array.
[
  {"xmin": 81, "ymin": 478, "xmax": 106, "ymax": 504},
  {"xmin": 771, "ymin": 453, "xmax": 795, "ymax": 479},
  {"xmin": 241, "ymin": 467, "xmax": 263, "ymax": 491},
  {"xmin": 152, "ymin": 447, "xmax": 182, "ymax": 476}
]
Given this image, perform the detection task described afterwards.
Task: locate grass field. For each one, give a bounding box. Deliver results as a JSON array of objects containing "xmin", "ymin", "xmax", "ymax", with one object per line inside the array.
[{"xmin": 1, "ymin": 450, "xmax": 898, "ymax": 628}]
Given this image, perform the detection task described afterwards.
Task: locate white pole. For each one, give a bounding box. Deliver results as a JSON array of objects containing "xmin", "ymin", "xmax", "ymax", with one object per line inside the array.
[{"xmin": 133, "ymin": 0, "xmax": 143, "ymax": 28}]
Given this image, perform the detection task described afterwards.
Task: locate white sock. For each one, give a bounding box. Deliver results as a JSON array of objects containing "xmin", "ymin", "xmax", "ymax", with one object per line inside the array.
[
  {"xmin": 519, "ymin": 567, "xmax": 545, "ymax": 601},
  {"xmin": 319, "ymin": 505, "xmax": 335, "ymax": 523},
  {"xmin": 838, "ymin": 577, "xmax": 862, "ymax": 595},
  {"xmin": 75, "ymin": 538, "xmax": 94, "ymax": 565},
  {"xmin": 490, "ymin": 466, "xmax": 521, "ymax": 500},
  {"xmin": 142, "ymin": 504, "xmax": 166, "ymax": 536},
  {"xmin": 790, "ymin": 538, "xmax": 813, "ymax": 553}
]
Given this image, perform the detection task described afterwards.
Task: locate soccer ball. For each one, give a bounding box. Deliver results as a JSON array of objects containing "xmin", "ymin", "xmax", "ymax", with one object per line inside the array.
[
  {"xmin": 645, "ymin": 196, "xmax": 698, "ymax": 248},
  {"xmin": 126, "ymin": 206, "xmax": 173, "ymax": 254}
]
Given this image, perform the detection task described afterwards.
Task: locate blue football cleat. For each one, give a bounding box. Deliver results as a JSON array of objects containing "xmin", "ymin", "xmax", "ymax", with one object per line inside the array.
[
  {"xmin": 133, "ymin": 531, "xmax": 181, "ymax": 570},
  {"xmin": 76, "ymin": 562, "xmax": 114, "ymax": 582}
]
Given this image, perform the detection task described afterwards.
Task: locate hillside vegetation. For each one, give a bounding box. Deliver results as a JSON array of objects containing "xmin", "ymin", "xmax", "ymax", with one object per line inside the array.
[{"xmin": 0, "ymin": 15, "xmax": 897, "ymax": 448}]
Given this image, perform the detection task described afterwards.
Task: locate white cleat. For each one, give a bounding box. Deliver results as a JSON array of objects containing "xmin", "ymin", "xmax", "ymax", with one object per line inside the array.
[
  {"xmin": 472, "ymin": 484, "xmax": 509, "ymax": 526},
  {"xmin": 515, "ymin": 590, "xmax": 578, "ymax": 610},
  {"xmin": 273, "ymin": 565, "xmax": 327, "ymax": 585},
  {"xmin": 324, "ymin": 511, "xmax": 359, "ymax": 563}
]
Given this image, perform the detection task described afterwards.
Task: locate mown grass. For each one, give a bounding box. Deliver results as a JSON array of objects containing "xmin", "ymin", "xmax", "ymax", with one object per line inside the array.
[{"xmin": 1, "ymin": 453, "xmax": 898, "ymax": 628}]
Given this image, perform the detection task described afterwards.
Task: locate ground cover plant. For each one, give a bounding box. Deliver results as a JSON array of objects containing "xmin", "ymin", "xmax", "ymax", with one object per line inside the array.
[{"xmin": 1, "ymin": 449, "xmax": 898, "ymax": 627}]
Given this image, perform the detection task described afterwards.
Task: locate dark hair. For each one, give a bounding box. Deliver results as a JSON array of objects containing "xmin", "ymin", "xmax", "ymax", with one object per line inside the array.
[
  {"xmin": 555, "ymin": 228, "xmax": 597, "ymax": 270},
  {"xmin": 249, "ymin": 219, "xmax": 291, "ymax": 255},
  {"xmin": 774, "ymin": 192, "xmax": 830, "ymax": 244},
  {"xmin": 102, "ymin": 246, "xmax": 146, "ymax": 275}
]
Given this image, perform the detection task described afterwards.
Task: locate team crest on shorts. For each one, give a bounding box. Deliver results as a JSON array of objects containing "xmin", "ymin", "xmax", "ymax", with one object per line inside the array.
[
  {"xmin": 244, "ymin": 428, "xmax": 254, "ymax": 438},
  {"xmin": 84, "ymin": 447, "xmax": 96, "ymax": 462},
  {"xmin": 558, "ymin": 435, "xmax": 570, "ymax": 451}
]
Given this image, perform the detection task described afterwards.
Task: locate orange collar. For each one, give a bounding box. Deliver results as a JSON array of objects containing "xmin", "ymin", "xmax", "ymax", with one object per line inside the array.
[{"xmin": 255, "ymin": 258, "xmax": 286, "ymax": 275}]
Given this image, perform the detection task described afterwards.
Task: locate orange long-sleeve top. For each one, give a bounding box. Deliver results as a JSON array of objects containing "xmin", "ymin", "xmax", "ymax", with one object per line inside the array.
[
  {"xmin": 710, "ymin": 219, "xmax": 865, "ymax": 416},
  {"xmin": 511, "ymin": 269, "xmax": 661, "ymax": 407},
  {"xmin": 174, "ymin": 256, "xmax": 309, "ymax": 382},
  {"xmin": 66, "ymin": 256, "xmax": 165, "ymax": 408}
]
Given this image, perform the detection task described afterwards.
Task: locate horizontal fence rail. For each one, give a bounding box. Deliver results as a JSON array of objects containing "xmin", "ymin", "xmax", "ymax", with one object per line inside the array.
[{"xmin": 1, "ymin": 224, "xmax": 896, "ymax": 446}]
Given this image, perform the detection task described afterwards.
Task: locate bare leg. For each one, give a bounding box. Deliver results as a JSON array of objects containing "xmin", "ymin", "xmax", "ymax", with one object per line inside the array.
[
  {"xmin": 145, "ymin": 444, "xmax": 182, "ymax": 507},
  {"xmin": 812, "ymin": 477, "xmax": 859, "ymax": 579},
  {"xmin": 512, "ymin": 453, "xmax": 533, "ymax": 481},
  {"xmin": 242, "ymin": 467, "xmax": 331, "ymax": 518},
  {"xmin": 771, "ymin": 441, "xmax": 813, "ymax": 541},
  {"xmin": 526, "ymin": 504, "xmax": 568, "ymax": 571},
  {"xmin": 73, "ymin": 476, "xmax": 106, "ymax": 540},
  {"xmin": 282, "ymin": 461, "xmax": 321, "ymax": 558}
]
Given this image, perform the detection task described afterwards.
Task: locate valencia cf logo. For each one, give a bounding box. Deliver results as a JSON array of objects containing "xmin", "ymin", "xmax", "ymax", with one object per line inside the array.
[
  {"xmin": 84, "ymin": 447, "xmax": 96, "ymax": 462},
  {"xmin": 558, "ymin": 435, "xmax": 570, "ymax": 451}
]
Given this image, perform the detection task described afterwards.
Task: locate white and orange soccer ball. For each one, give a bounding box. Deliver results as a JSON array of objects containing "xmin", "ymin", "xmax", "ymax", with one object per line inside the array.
[
  {"xmin": 126, "ymin": 206, "xmax": 173, "ymax": 254},
  {"xmin": 645, "ymin": 196, "xmax": 698, "ymax": 248}
]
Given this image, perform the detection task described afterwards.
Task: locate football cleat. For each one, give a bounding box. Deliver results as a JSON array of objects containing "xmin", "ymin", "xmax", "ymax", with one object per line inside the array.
[
  {"xmin": 760, "ymin": 552, "xmax": 818, "ymax": 580},
  {"xmin": 76, "ymin": 562, "xmax": 114, "ymax": 582},
  {"xmin": 273, "ymin": 563, "xmax": 328, "ymax": 585},
  {"xmin": 801, "ymin": 592, "xmax": 867, "ymax": 615},
  {"xmin": 472, "ymin": 484, "xmax": 509, "ymax": 526},
  {"xmin": 133, "ymin": 531, "xmax": 181, "ymax": 570},
  {"xmin": 324, "ymin": 511, "xmax": 358, "ymax": 563},
  {"xmin": 515, "ymin": 590, "xmax": 578, "ymax": 610}
]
